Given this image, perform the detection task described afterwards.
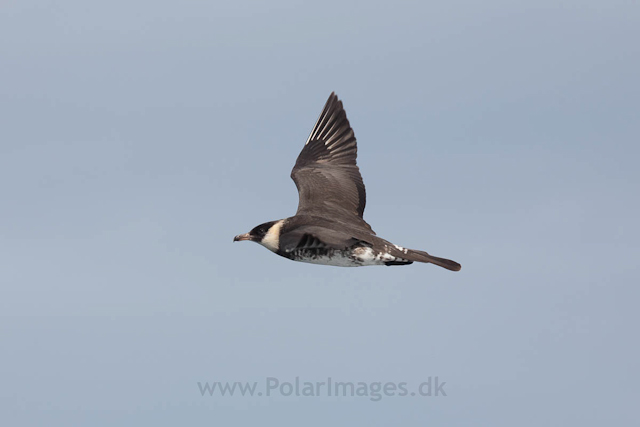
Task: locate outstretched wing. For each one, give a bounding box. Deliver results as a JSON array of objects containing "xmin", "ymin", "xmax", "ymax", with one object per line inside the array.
[{"xmin": 291, "ymin": 92, "xmax": 374, "ymax": 233}]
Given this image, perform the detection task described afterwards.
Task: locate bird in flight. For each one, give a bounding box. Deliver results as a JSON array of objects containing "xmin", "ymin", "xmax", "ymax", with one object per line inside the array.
[{"xmin": 234, "ymin": 93, "xmax": 461, "ymax": 271}]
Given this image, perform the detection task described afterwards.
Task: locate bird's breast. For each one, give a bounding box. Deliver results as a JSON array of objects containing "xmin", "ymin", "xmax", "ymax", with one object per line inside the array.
[{"xmin": 286, "ymin": 245, "xmax": 409, "ymax": 267}]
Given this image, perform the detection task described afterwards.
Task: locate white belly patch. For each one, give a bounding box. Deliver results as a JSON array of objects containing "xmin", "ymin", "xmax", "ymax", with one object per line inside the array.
[{"xmin": 291, "ymin": 246, "xmax": 407, "ymax": 267}]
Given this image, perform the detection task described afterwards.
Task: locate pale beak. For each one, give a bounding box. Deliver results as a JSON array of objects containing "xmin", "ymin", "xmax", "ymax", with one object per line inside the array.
[{"xmin": 233, "ymin": 233, "xmax": 251, "ymax": 242}]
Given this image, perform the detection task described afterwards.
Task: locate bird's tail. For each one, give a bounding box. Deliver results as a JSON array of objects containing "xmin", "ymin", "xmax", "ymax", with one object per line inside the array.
[{"xmin": 398, "ymin": 248, "xmax": 461, "ymax": 271}]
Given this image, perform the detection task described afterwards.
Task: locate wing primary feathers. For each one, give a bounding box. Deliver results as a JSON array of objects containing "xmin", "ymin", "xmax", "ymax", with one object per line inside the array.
[{"xmin": 306, "ymin": 92, "xmax": 337, "ymax": 145}]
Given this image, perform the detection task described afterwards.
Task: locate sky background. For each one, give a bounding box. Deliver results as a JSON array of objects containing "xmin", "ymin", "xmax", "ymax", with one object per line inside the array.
[{"xmin": 1, "ymin": 0, "xmax": 639, "ymax": 425}]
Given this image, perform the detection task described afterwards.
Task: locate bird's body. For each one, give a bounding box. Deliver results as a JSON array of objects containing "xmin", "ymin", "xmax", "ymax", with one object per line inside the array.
[
  {"xmin": 251, "ymin": 216, "xmax": 415, "ymax": 267},
  {"xmin": 234, "ymin": 93, "xmax": 461, "ymax": 271}
]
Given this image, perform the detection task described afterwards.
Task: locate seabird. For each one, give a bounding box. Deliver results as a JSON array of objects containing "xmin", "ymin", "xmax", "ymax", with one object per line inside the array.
[{"xmin": 234, "ymin": 93, "xmax": 461, "ymax": 270}]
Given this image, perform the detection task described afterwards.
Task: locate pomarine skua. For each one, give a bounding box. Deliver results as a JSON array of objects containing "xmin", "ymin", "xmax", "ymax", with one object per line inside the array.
[{"xmin": 234, "ymin": 92, "xmax": 461, "ymax": 271}]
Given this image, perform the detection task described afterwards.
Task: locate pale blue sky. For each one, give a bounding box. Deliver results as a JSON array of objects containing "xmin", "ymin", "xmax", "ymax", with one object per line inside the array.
[{"xmin": 1, "ymin": 1, "xmax": 639, "ymax": 425}]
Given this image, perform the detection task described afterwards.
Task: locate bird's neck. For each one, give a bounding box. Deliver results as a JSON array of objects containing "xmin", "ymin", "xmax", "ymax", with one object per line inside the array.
[{"xmin": 259, "ymin": 219, "xmax": 285, "ymax": 252}]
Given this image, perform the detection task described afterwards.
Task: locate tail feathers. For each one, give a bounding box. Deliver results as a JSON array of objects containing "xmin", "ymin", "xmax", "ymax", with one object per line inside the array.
[{"xmin": 402, "ymin": 248, "xmax": 461, "ymax": 271}]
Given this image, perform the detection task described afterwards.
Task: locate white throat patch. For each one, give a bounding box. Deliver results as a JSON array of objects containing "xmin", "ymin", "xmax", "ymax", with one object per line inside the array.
[{"xmin": 259, "ymin": 219, "xmax": 284, "ymax": 252}]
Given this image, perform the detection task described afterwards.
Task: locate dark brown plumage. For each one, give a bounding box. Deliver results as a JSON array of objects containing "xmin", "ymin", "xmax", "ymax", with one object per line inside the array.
[{"xmin": 234, "ymin": 92, "xmax": 461, "ymax": 271}]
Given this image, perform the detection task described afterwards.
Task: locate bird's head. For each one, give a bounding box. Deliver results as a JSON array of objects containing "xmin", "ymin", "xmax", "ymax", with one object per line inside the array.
[{"xmin": 233, "ymin": 220, "xmax": 284, "ymax": 252}]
